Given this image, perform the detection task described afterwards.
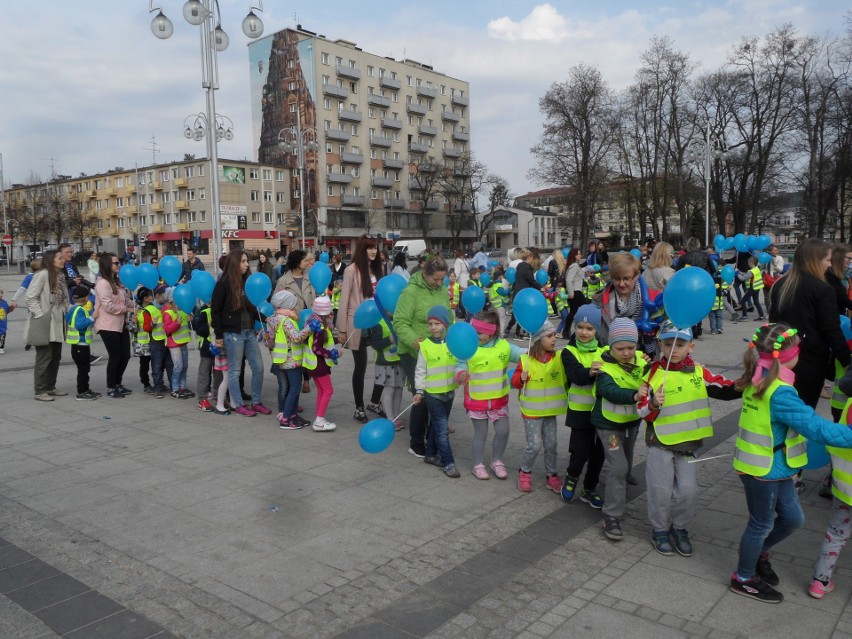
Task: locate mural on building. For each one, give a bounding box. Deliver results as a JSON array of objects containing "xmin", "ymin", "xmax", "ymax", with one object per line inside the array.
[{"xmin": 251, "ymin": 29, "xmax": 318, "ymax": 237}]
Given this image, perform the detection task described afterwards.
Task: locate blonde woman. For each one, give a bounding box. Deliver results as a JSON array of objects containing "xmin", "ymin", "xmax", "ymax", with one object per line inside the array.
[{"xmin": 641, "ymin": 242, "xmax": 675, "ymax": 292}]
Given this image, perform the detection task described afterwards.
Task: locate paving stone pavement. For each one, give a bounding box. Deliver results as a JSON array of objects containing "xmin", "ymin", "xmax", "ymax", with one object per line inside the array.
[{"xmin": 1, "ymin": 269, "xmax": 851, "ymax": 638}]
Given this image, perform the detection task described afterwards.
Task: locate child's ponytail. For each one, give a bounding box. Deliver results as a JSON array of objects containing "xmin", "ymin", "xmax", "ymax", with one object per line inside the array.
[{"xmin": 736, "ymin": 323, "xmax": 800, "ymax": 398}]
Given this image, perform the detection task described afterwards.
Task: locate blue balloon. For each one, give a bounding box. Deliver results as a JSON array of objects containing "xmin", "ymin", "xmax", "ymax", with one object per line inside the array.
[
  {"xmin": 721, "ymin": 265, "xmax": 735, "ymax": 284},
  {"xmin": 309, "ymin": 262, "xmax": 332, "ymax": 294},
  {"xmin": 746, "ymin": 235, "xmax": 762, "ymax": 251},
  {"xmin": 253, "ymin": 320, "xmax": 263, "ymax": 332},
  {"xmin": 663, "ymin": 268, "xmax": 717, "ymax": 329},
  {"xmin": 158, "ymin": 255, "xmax": 182, "ymax": 286},
  {"xmin": 173, "ymin": 283, "xmax": 196, "ymax": 314},
  {"xmin": 319, "ymin": 252, "xmax": 330, "ymax": 263},
  {"xmin": 757, "ymin": 251, "xmax": 772, "ymax": 265},
  {"xmin": 733, "ymin": 234, "xmax": 748, "ymax": 253},
  {"xmin": 562, "ymin": 247, "xmax": 569, "ymax": 258},
  {"xmin": 480, "ymin": 273, "xmax": 491, "ymax": 287},
  {"xmin": 713, "ymin": 234, "xmax": 726, "ymax": 250},
  {"xmin": 353, "ymin": 299, "xmax": 382, "ymax": 329},
  {"xmin": 462, "ymin": 285, "xmax": 486, "ymax": 314},
  {"xmin": 758, "ymin": 234, "xmax": 773, "ymax": 250},
  {"xmin": 375, "ymin": 274, "xmax": 408, "ymax": 314},
  {"xmin": 119, "ymin": 264, "xmax": 138, "ymax": 291},
  {"xmin": 841, "ymin": 315, "xmax": 852, "ymax": 341},
  {"xmin": 446, "ymin": 322, "xmax": 479, "ymax": 361},
  {"xmin": 496, "ymin": 287, "xmax": 507, "ymax": 296},
  {"xmin": 245, "ymin": 272, "xmax": 272, "ymax": 306},
  {"xmin": 359, "ymin": 418, "xmax": 395, "ymax": 454},
  {"xmin": 257, "ymin": 301, "xmax": 274, "ymax": 317},
  {"xmin": 630, "ymin": 248, "xmax": 641, "ymax": 259},
  {"xmin": 190, "ymin": 271, "xmax": 216, "ymax": 304},
  {"xmin": 505, "ymin": 267, "xmax": 516, "ymax": 284},
  {"xmin": 489, "ymin": 259, "xmax": 499, "ymax": 268},
  {"xmin": 535, "ymin": 269, "xmax": 549, "ymax": 286},
  {"xmin": 137, "ymin": 263, "xmax": 159, "ymax": 289},
  {"xmin": 299, "ymin": 308, "xmax": 313, "ymax": 329},
  {"xmin": 805, "ymin": 439, "xmax": 831, "ymax": 470},
  {"xmin": 513, "ymin": 288, "xmax": 549, "ymax": 334}
]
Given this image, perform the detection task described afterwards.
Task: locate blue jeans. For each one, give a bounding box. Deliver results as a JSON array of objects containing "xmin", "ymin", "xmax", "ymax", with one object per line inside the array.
[
  {"xmin": 555, "ymin": 309, "xmax": 569, "ymax": 334},
  {"xmin": 739, "ymin": 289, "xmax": 764, "ymax": 318},
  {"xmin": 708, "ymin": 310, "xmax": 723, "ymax": 332},
  {"xmin": 150, "ymin": 340, "xmax": 173, "ymax": 390},
  {"xmin": 225, "ymin": 330, "xmax": 263, "ymax": 408},
  {"xmin": 736, "ymin": 475, "xmax": 804, "ymax": 579},
  {"xmin": 424, "ymin": 393, "xmax": 455, "ymax": 467},
  {"xmin": 169, "ymin": 345, "xmax": 188, "ymax": 392},
  {"xmin": 274, "ymin": 366, "xmax": 302, "ymax": 416}
]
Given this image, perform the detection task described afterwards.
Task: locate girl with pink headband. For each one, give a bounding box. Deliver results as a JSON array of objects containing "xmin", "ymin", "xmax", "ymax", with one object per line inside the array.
[
  {"xmin": 729, "ymin": 323, "xmax": 852, "ymax": 604},
  {"xmin": 455, "ymin": 309, "xmax": 526, "ymax": 480}
]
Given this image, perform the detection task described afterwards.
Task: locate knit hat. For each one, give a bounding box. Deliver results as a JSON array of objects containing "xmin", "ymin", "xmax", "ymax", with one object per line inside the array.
[
  {"xmin": 427, "ymin": 305, "xmax": 450, "ymax": 328},
  {"xmin": 136, "ymin": 287, "xmax": 153, "ymax": 303},
  {"xmin": 312, "ymin": 295, "xmax": 332, "ymax": 316},
  {"xmin": 608, "ymin": 317, "xmax": 638, "ymax": 346},
  {"xmin": 574, "ymin": 305, "xmax": 601, "ymax": 332},
  {"xmin": 532, "ymin": 320, "xmax": 556, "ymax": 342},
  {"xmin": 271, "ymin": 289, "xmax": 297, "ymax": 310},
  {"xmin": 657, "ymin": 320, "xmax": 693, "ymax": 342}
]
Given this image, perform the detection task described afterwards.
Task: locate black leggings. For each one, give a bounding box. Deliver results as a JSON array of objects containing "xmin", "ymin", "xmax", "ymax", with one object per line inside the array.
[
  {"xmin": 563, "ymin": 291, "xmax": 588, "ymax": 337},
  {"xmin": 351, "ymin": 344, "xmax": 383, "ymax": 409},
  {"xmin": 99, "ymin": 329, "xmax": 131, "ymax": 389}
]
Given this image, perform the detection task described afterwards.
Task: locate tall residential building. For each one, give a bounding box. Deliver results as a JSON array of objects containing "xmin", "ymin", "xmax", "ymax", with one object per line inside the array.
[{"xmin": 249, "ymin": 26, "xmax": 473, "ymax": 254}]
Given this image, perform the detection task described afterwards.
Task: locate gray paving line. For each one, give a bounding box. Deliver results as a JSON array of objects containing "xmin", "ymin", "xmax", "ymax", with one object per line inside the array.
[{"xmin": 333, "ymin": 411, "xmax": 743, "ymax": 638}]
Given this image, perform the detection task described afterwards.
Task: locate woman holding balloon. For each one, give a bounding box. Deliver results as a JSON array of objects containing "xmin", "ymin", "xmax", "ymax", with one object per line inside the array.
[
  {"xmin": 94, "ymin": 252, "xmax": 135, "ymax": 398},
  {"xmin": 337, "ymin": 234, "xmax": 386, "ymax": 424}
]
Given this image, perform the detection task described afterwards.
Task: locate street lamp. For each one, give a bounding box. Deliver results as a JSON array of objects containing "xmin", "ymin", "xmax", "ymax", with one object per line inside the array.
[
  {"xmin": 687, "ymin": 123, "xmax": 728, "ymax": 248},
  {"xmin": 0, "ymin": 152, "xmax": 8, "ymax": 272},
  {"xmin": 148, "ymin": 1, "xmax": 264, "ymax": 273},
  {"xmin": 278, "ymin": 124, "xmax": 319, "ymax": 251}
]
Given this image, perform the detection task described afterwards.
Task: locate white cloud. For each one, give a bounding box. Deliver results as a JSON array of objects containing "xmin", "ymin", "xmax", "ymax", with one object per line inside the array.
[{"xmin": 487, "ymin": 4, "xmax": 570, "ymax": 43}]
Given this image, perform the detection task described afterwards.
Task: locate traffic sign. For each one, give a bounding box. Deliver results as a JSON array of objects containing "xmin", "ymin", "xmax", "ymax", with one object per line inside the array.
[{"xmin": 2, "ymin": 235, "xmax": 11, "ymax": 246}]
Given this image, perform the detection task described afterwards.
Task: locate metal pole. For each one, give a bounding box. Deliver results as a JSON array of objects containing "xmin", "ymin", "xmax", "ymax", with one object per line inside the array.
[
  {"xmin": 704, "ymin": 124, "xmax": 711, "ymax": 247},
  {"xmin": 202, "ymin": 0, "xmax": 222, "ymax": 275},
  {"xmin": 0, "ymin": 152, "xmax": 8, "ymax": 272},
  {"xmin": 296, "ymin": 118, "xmax": 306, "ymax": 251}
]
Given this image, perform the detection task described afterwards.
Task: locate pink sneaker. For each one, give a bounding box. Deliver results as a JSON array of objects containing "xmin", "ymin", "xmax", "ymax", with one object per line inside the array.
[
  {"xmin": 471, "ymin": 464, "xmax": 489, "ymax": 480},
  {"xmin": 234, "ymin": 405, "xmax": 256, "ymax": 417},
  {"xmin": 518, "ymin": 470, "xmax": 532, "ymax": 493},
  {"xmin": 808, "ymin": 578, "xmax": 834, "ymax": 599},
  {"xmin": 393, "ymin": 419, "xmax": 405, "ymax": 431},
  {"xmin": 545, "ymin": 474, "xmax": 562, "ymax": 493},
  {"xmin": 252, "ymin": 403, "xmax": 272, "ymax": 415},
  {"xmin": 490, "ymin": 460, "xmax": 508, "ymax": 480}
]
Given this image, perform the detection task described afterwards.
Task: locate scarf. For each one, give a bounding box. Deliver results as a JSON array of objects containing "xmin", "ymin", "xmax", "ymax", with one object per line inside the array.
[
  {"xmin": 575, "ymin": 337, "xmax": 599, "ymax": 352},
  {"xmin": 613, "ymin": 283, "xmax": 643, "ymax": 321}
]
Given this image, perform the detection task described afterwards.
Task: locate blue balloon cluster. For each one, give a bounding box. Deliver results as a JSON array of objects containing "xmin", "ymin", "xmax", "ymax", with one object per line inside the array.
[{"xmin": 714, "ymin": 233, "xmax": 772, "ymax": 253}]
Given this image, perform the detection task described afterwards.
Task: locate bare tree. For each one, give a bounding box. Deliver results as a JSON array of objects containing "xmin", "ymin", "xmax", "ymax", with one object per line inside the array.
[
  {"xmin": 474, "ymin": 175, "xmax": 512, "ymax": 244},
  {"xmin": 408, "ymin": 152, "xmax": 443, "ymax": 241}
]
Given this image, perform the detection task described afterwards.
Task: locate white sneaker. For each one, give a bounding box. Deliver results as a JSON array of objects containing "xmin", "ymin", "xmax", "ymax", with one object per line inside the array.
[
  {"xmin": 312, "ymin": 417, "xmax": 337, "ymax": 432},
  {"xmin": 0, "ymin": 348, "xmax": 4, "ymax": 354}
]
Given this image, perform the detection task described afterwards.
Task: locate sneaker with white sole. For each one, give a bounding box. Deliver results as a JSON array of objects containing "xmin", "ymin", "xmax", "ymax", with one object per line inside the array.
[
  {"xmin": 312, "ymin": 417, "xmax": 337, "ymax": 432},
  {"xmin": 729, "ymin": 574, "xmax": 782, "ymax": 603},
  {"xmin": 808, "ymin": 578, "xmax": 834, "ymax": 599}
]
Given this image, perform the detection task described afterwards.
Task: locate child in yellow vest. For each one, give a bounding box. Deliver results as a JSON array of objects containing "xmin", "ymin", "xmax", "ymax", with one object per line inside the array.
[
  {"xmin": 133, "ymin": 288, "xmax": 155, "ymax": 394},
  {"xmin": 593, "ymin": 317, "xmax": 649, "ymax": 541},
  {"xmin": 303, "ymin": 295, "xmax": 339, "ymax": 432},
  {"xmin": 162, "ymin": 287, "xmax": 194, "ymax": 399},
  {"xmin": 267, "ymin": 290, "xmax": 311, "ymax": 429},
  {"xmin": 734, "ymin": 256, "xmax": 766, "ymax": 322},
  {"xmin": 331, "ymin": 280, "xmax": 342, "ymax": 326},
  {"xmin": 729, "ymin": 323, "xmax": 852, "ymax": 603},
  {"xmin": 65, "ymin": 286, "xmax": 99, "ymax": 400},
  {"xmin": 369, "ymin": 314, "xmax": 405, "ymax": 431},
  {"xmin": 455, "ymin": 309, "xmax": 525, "ymax": 480},
  {"xmin": 448, "ymin": 271, "xmax": 463, "ymax": 319},
  {"xmin": 638, "ymin": 321, "xmax": 740, "ymax": 557},
  {"xmin": 511, "ymin": 320, "xmax": 566, "ymax": 494},
  {"xmin": 413, "ymin": 305, "xmax": 460, "ymax": 478}
]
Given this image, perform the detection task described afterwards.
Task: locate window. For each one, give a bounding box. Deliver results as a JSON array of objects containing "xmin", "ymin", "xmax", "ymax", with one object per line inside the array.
[
  {"xmin": 289, "ymin": 81, "xmax": 297, "ymax": 90},
  {"xmin": 323, "ymin": 98, "xmax": 331, "ymax": 109},
  {"xmin": 322, "ymin": 74, "xmax": 330, "ymax": 85},
  {"xmin": 277, "ymin": 213, "xmax": 285, "ymax": 225},
  {"xmin": 407, "ymin": 76, "xmax": 412, "ymax": 86},
  {"xmin": 367, "ymin": 65, "xmax": 374, "ymax": 76},
  {"xmin": 263, "ymin": 190, "xmax": 272, "ymax": 202},
  {"xmin": 321, "ymin": 52, "xmax": 329, "ymax": 64},
  {"xmin": 250, "ymin": 190, "xmax": 259, "ymax": 201},
  {"xmin": 200, "ymin": 211, "xmax": 207, "ymax": 222},
  {"xmin": 117, "ymin": 197, "xmax": 125, "ymax": 208},
  {"xmin": 351, "ymin": 124, "xmax": 359, "ymax": 135},
  {"xmin": 368, "ymin": 107, "xmax": 375, "ymax": 118},
  {"xmin": 275, "ymin": 170, "xmax": 285, "ymax": 181},
  {"xmin": 249, "ymin": 168, "xmax": 259, "ymax": 179},
  {"xmin": 324, "ymin": 119, "xmax": 332, "ymax": 130},
  {"xmin": 199, "ymin": 188, "xmax": 205, "ymax": 200},
  {"xmin": 187, "ymin": 189, "xmax": 195, "ymax": 201},
  {"xmin": 185, "ymin": 165, "xmax": 194, "ymax": 178},
  {"xmin": 264, "ymin": 212, "xmax": 274, "ymax": 224},
  {"xmin": 293, "ymin": 189, "xmax": 301, "ymax": 199},
  {"xmin": 326, "ymin": 143, "xmax": 333, "ymax": 153},
  {"xmin": 371, "ymin": 189, "xmax": 378, "ymax": 200},
  {"xmin": 115, "ymin": 177, "xmax": 124, "ymax": 187},
  {"xmin": 327, "ymin": 184, "xmax": 334, "ymax": 196},
  {"xmin": 276, "ymin": 192, "xmax": 286, "ymax": 203},
  {"xmin": 164, "ymin": 213, "xmax": 172, "ymax": 224},
  {"xmin": 263, "ymin": 169, "xmax": 272, "ymax": 180},
  {"xmin": 171, "ymin": 168, "xmax": 179, "ymax": 178},
  {"xmin": 251, "ymin": 212, "xmax": 260, "ymax": 223},
  {"xmin": 350, "ymin": 81, "xmax": 357, "ymax": 93},
  {"xmin": 162, "ymin": 191, "xmax": 171, "ymax": 203},
  {"xmin": 289, "ymin": 103, "xmax": 297, "ymax": 113},
  {"xmin": 198, "ymin": 164, "xmax": 204, "ymax": 176},
  {"xmin": 335, "ymin": 56, "xmax": 343, "ymax": 66}
]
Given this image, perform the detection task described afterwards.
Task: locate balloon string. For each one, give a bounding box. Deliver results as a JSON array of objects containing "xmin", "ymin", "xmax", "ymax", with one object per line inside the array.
[
  {"xmin": 393, "ymin": 402, "xmax": 415, "ymax": 423},
  {"xmin": 687, "ymin": 453, "xmax": 733, "ymax": 464},
  {"xmin": 340, "ymin": 330, "xmax": 357, "ymax": 349},
  {"xmin": 660, "ymin": 333, "xmax": 678, "ymax": 391},
  {"xmin": 522, "ymin": 333, "xmax": 533, "ymax": 392}
]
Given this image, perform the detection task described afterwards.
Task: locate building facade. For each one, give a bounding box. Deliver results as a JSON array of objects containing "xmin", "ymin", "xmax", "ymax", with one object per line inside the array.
[
  {"xmin": 249, "ymin": 26, "xmax": 474, "ymax": 253},
  {"xmin": 482, "ymin": 206, "xmax": 561, "ymax": 253}
]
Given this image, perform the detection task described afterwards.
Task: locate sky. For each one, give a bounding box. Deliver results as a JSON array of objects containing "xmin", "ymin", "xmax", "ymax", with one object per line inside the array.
[{"xmin": 0, "ymin": 1, "xmax": 849, "ymax": 201}]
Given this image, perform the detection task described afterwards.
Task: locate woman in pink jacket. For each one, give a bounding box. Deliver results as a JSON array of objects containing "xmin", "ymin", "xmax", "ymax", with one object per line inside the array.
[{"xmin": 94, "ymin": 253, "xmax": 134, "ymax": 398}]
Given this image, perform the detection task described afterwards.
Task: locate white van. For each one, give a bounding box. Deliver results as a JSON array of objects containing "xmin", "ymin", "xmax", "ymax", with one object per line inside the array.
[{"xmin": 392, "ymin": 240, "xmax": 427, "ymax": 260}]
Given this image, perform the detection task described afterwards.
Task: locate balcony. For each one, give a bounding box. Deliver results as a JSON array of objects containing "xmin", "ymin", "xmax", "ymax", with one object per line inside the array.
[
  {"xmin": 104, "ymin": 207, "xmax": 118, "ymax": 217},
  {"xmin": 379, "ymin": 76, "xmax": 401, "ymax": 90},
  {"xmin": 406, "ymin": 102, "xmax": 427, "ymax": 116},
  {"xmin": 126, "ymin": 205, "xmax": 138, "ymax": 215},
  {"xmin": 384, "ymin": 198, "xmax": 406, "ymax": 209},
  {"xmin": 151, "ymin": 181, "xmax": 163, "ymax": 190},
  {"xmin": 384, "ymin": 158, "xmax": 405, "ymax": 170},
  {"xmin": 342, "ymin": 195, "xmax": 365, "ymax": 207},
  {"xmin": 451, "ymin": 95, "xmax": 469, "ymax": 107},
  {"xmin": 126, "ymin": 183, "xmax": 136, "ymax": 193},
  {"xmin": 370, "ymin": 136, "xmax": 392, "ymax": 148},
  {"xmin": 151, "ymin": 203, "xmax": 164, "ymax": 212},
  {"xmin": 327, "ymin": 172, "xmax": 353, "ymax": 184},
  {"xmin": 424, "ymin": 199, "xmax": 440, "ymax": 210},
  {"xmin": 340, "ymin": 152, "xmax": 364, "ymax": 165},
  {"xmin": 443, "ymin": 148, "xmax": 462, "ymax": 159},
  {"xmin": 454, "ymin": 202, "xmax": 472, "ymax": 212},
  {"xmin": 371, "ymin": 176, "xmax": 394, "ymax": 188},
  {"xmin": 381, "ymin": 117, "xmax": 403, "ymax": 130},
  {"xmin": 418, "ymin": 162, "xmax": 438, "ymax": 173},
  {"xmin": 453, "ymin": 166, "xmax": 471, "ymax": 178},
  {"xmin": 103, "ymin": 186, "xmax": 116, "ymax": 196},
  {"xmin": 149, "ymin": 224, "xmax": 164, "ymax": 233},
  {"xmin": 442, "ymin": 110, "xmax": 460, "ymax": 122},
  {"xmin": 336, "ymin": 64, "xmax": 361, "ymax": 80},
  {"xmin": 416, "ymin": 86, "xmax": 437, "ymax": 99},
  {"xmin": 322, "ymin": 84, "xmax": 350, "ymax": 99},
  {"xmin": 324, "ymin": 128, "xmax": 351, "ymax": 142},
  {"xmin": 177, "ymin": 222, "xmax": 189, "ymax": 231},
  {"xmin": 418, "ymin": 125, "xmax": 438, "ymax": 137},
  {"xmin": 368, "ymin": 94, "xmax": 391, "ymax": 108},
  {"xmin": 409, "ymin": 178, "xmax": 426, "ymax": 191},
  {"xmin": 408, "ymin": 142, "xmax": 429, "ymax": 154},
  {"xmin": 175, "ymin": 199, "xmax": 189, "ymax": 209},
  {"xmin": 338, "ymin": 109, "xmax": 362, "ymax": 123},
  {"xmin": 86, "ymin": 189, "xmax": 97, "ymax": 198},
  {"xmin": 174, "ymin": 177, "xmax": 187, "ymax": 187},
  {"xmin": 453, "ymin": 131, "xmax": 470, "ymax": 142}
]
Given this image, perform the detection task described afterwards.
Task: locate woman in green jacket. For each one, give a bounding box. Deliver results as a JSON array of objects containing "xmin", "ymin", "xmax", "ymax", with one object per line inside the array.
[{"xmin": 394, "ymin": 256, "xmax": 451, "ymax": 457}]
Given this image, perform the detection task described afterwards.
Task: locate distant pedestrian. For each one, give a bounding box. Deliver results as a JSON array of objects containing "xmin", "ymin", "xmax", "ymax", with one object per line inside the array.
[
  {"xmin": 65, "ymin": 286, "xmax": 98, "ymax": 400},
  {"xmin": 94, "ymin": 252, "xmax": 135, "ymax": 399}
]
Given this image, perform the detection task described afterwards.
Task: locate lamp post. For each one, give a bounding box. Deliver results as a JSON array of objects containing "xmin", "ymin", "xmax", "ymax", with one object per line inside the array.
[
  {"xmin": 278, "ymin": 123, "xmax": 319, "ymax": 251},
  {"xmin": 687, "ymin": 123, "xmax": 728, "ymax": 248},
  {"xmin": 0, "ymin": 152, "xmax": 8, "ymax": 272},
  {"xmin": 148, "ymin": 0, "xmax": 264, "ymax": 273}
]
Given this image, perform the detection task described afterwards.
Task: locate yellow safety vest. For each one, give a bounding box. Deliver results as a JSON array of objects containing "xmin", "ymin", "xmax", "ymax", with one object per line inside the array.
[
  {"xmin": 646, "ymin": 365, "xmax": 713, "ymax": 445},
  {"xmin": 448, "ymin": 283, "xmax": 461, "ymax": 309},
  {"xmin": 419, "ymin": 339, "xmax": 457, "ymax": 394},
  {"xmin": 468, "ymin": 339, "xmax": 511, "ymax": 401},
  {"xmin": 66, "ymin": 305, "xmax": 93, "ymax": 345},
  {"xmin": 165, "ymin": 308, "xmax": 191, "ymax": 345},
  {"xmin": 331, "ymin": 289, "xmax": 341, "ymax": 310},
  {"xmin": 195, "ymin": 307, "xmax": 212, "ymax": 349},
  {"xmin": 302, "ymin": 329, "xmax": 335, "ymax": 370},
  {"xmin": 829, "ymin": 400, "xmax": 852, "ymax": 505},
  {"xmin": 135, "ymin": 308, "xmax": 150, "ymax": 345},
  {"xmin": 272, "ymin": 317, "xmax": 304, "ymax": 365},
  {"xmin": 712, "ymin": 282, "xmax": 729, "ymax": 311},
  {"xmin": 750, "ymin": 266, "xmax": 764, "ymax": 291},
  {"xmin": 488, "ymin": 285, "xmax": 504, "ymax": 309},
  {"xmin": 831, "ymin": 359, "xmax": 849, "ymax": 412},
  {"xmin": 518, "ymin": 354, "xmax": 567, "ymax": 417},
  {"xmin": 733, "ymin": 379, "xmax": 807, "ymax": 476},
  {"xmin": 145, "ymin": 305, "xmax": 166, "ymax": 342},
  {"xmin": 375, "ymin": 319, "xmax": 400, "ymax": 364},
  {"xmin": 596, "ymin": 353, "xmax": 644, "ymax": 424},
  {"xmin": 554, "ymin": 288, "xmax": 568, "ymax": 312},
  {"xmin": 469, "ymin": 279, "xmax": 482, "ymax": 288},
  {"xmin": 565, "ymin": 344, "xmax": 602, "ymax": 412}
]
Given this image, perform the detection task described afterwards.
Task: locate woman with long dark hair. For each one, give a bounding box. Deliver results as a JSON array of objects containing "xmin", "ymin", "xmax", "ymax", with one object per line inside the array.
[
  {"xmin": 211, "ymin": 250, "xmax": 272, "ymax": 417},
  {"xmin": 337, "ymin": 234, "xmax": 386, "ymax": 423},
  {"xmin": 94, "ymin": 252, "xmax": 135, "ymax": 398}
]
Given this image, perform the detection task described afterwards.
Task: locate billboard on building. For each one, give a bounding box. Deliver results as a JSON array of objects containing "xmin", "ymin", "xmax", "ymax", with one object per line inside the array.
[{"xmin": 220, "ymin": 165, "xmax": 245, "ymax": 184}]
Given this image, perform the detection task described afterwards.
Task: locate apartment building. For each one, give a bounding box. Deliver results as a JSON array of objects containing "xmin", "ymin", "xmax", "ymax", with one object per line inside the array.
[{"xmin": 250, "ymin": 26, "xmax": 474, "ymax": 253}]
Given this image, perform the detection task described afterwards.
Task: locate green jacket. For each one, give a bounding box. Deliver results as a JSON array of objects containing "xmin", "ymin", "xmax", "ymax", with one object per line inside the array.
[{"xmin": 393, "ymin": 271, "xmax": 453, "ymax": 358}]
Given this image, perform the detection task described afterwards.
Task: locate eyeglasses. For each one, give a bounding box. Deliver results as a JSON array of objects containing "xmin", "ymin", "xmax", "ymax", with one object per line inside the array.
[{"xmin": 611, "ymin": 276, "xmax": 635, "ymax": 283}]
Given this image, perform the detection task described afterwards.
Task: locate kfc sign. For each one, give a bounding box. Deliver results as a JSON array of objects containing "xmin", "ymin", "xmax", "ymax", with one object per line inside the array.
[{"xmin": 222, "ymin": 230, "xmax": 240, "ymax": 238}]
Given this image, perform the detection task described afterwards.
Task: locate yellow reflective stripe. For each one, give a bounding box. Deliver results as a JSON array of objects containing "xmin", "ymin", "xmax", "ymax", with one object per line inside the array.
[
  {"xmin": 568, "ymin": 392, "xmax": 595, "ymax": 405},
  {"xmin": 602, "ymin": 400, "xmax": 637, "ymax": 416},
  {"xmin": 734, "ymin": 448, "xmax": 772, "ymax": 471},
  {"xmin": 524, "ymin": 387, "xmax": 566, "ymax": 398},
  {"xmin": 470, "ymin": 370, "xmax": 505, "ymax": 381},
  {"xmin": 428, "ymin": 365, "xmax": 456, "ymax": 376},
  {"xmin": 473, "ymin": 381, "xmax": 507, "ymax": 392},
  {"xmin": 738, "ymin": 428, "xmax": 773, "ymax": 449}
]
